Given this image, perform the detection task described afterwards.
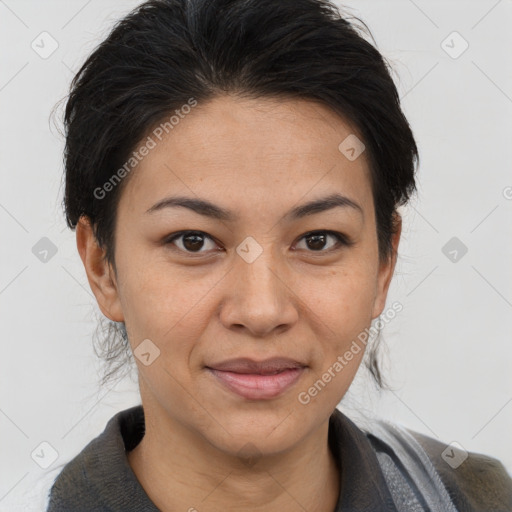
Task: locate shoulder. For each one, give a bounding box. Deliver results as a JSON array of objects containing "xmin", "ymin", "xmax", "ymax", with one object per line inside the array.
[
  {"xmin": 368, "ymin": 418, "xmax": 512, "ymax": 511},
  {"xmin": 406, "ymin": 426, "xmax": 512, "ymax": 511},
  {"xmin": 46, "ymin": 405, "xmax": 148, "ymax": 511}
]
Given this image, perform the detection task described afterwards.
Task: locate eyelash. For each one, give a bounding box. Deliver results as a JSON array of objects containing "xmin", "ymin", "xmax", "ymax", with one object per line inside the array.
[{"xmin": 163, "ymin": 230, "xmax": 354, "ymax": 256}]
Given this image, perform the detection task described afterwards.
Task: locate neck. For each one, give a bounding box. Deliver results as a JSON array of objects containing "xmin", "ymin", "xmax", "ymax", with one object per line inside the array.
[{"xmin": 127, "ymin": 404, "xmax": 340, "ymax": 512}]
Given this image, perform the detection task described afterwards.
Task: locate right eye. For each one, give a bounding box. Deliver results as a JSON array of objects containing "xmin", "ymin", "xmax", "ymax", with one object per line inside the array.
[{"xmin": 164, "ymin": 230, "xmax": 222, "ymax": 255}]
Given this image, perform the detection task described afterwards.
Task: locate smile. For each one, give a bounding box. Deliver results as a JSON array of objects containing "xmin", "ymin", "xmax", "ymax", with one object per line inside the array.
[{"xmin": 206, "ymin": 367, "xmax": 306, "ymax": 400}]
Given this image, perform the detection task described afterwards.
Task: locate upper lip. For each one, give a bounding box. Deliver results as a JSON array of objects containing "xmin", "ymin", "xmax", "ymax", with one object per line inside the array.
[{"xmin": 206, "ymin": 357, "xmax": 306, "ymax": 375}]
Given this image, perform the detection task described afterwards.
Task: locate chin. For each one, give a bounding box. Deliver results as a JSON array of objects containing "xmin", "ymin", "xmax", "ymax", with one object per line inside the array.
[{"xmin": 199, "ymin": 408, "xmax": 307, "ymax": 458}]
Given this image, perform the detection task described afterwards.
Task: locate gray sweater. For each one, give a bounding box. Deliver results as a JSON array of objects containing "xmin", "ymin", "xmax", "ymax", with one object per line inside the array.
[{"xmin": 46, "ymin": 405, "xmax": 512, "ymax": 511}]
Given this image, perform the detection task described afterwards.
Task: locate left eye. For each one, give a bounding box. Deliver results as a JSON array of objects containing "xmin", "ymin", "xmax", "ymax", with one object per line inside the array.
[
  {"xmin": 294, "ymin": 230, "xmax": 351, "ymax": 252},
  {"xmin": 164, "ymin": 230, "xmax": 352, "ymax": 254}
]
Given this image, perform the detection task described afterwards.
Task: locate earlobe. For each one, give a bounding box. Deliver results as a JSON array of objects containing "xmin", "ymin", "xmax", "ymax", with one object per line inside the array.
[
  {"xmin": 371, "ymin": 212, "xmax": 402, "ymax": 320},
  {"xmin": 76, "ymin": 216, "xmax": 124, "ymax": 322}
]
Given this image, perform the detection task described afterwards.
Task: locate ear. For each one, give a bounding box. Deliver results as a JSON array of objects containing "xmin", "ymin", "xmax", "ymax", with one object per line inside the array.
[
  {"xmin": 76, "ymin": 216, "xmax": 124, "ymax": 322},
  {"xmin": 371, "ymin": 212, "xmax": 402, "ymax": 319}
]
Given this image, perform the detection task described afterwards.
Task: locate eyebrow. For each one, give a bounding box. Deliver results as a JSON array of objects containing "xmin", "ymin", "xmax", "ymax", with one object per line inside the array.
[{"xmin": 145, "ymin": 192, "xmax": 364, "ymax": 222}]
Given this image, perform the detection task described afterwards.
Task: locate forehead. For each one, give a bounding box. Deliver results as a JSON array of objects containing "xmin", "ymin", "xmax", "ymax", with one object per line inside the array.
[{"xmin": 118, "ymin": 94, "xmax": 373, "ymax": 219}]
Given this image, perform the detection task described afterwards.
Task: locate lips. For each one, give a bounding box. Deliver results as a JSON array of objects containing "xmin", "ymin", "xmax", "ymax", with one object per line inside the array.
[
  {"xmin": 205, "ymin": 357, "xmax": 307, "ymax": 400},
  {"xmin": 206, "ymin": 357, "xmax": 306, "ymax": 375}
]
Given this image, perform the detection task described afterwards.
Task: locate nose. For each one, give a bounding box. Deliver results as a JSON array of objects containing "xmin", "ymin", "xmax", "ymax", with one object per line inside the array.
[{"xmin": 219, "ymin": 245, "xmax": 299, "ymax": 338}]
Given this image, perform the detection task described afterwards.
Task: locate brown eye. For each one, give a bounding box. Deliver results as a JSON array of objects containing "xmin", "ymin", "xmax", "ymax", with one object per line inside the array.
[
  {"xmin": 295, "ymin": 230, "xmax": 353, "ymax": 252},
  {"xmin": 165, "ymin": 231, "xmax": 219, "ymax": 254}
]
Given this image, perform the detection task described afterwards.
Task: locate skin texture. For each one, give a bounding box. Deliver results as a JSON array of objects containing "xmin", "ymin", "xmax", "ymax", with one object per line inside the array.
[{"xmin": 76, "ymin": 94, "xmax": 401, "ymax": 512}]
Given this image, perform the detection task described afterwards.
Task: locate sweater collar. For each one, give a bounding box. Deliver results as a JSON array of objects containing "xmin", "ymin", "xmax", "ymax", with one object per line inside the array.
[
  {"xmin": 328, "ymin": 406, "xmax": 398, "ymax": 510},
  {"xmin": 48, "ymin": 404, "xmax": 398, "ymax": 511}
]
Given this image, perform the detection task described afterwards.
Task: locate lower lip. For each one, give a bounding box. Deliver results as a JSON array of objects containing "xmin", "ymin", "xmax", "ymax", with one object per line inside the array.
[{"xmin": 207, "ymin": 367, "xmax": 305, "ymax": 400}]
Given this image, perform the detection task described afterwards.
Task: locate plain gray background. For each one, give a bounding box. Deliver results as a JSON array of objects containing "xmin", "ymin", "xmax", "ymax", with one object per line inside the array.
[{"xmin": 1, "ymin": 0, "xmax": 511, "ymax": 506}]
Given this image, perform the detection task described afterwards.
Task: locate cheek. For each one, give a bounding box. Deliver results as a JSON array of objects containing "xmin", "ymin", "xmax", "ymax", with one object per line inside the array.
[
  {"xmin": 297, "ymin": 266, "xmax": 376, "ymax": 337},
  {"xmin": 295, "ymin": 272, "xmax": 376, "ymax": 400},
  {"xmin": 116, "ymin": 250, "xmax": 218, "ymax": 353}
]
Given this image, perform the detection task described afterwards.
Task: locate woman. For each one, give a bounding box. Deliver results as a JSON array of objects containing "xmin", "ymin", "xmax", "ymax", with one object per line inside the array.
[{"xmin": 45, "ymin": 0, "xmax": 512, "ymax": 510}]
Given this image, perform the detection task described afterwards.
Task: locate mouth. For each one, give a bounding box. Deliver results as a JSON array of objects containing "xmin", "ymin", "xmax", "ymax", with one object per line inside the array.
[{"xmin": 205, "ymin": 357, "xmax": 307, "ymax": 400}]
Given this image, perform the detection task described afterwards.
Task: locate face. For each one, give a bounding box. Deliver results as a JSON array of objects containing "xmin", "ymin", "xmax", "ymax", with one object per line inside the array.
[{"xmin": 78, "ymin": 94, "xmax": 400, "ymax": 458}]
